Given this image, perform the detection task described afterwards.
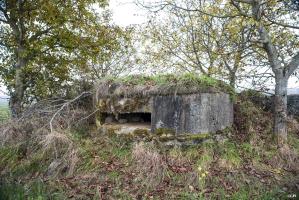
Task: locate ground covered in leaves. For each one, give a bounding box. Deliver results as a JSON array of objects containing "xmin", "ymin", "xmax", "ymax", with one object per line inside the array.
[
  {"xmin": 1, "ymin": 129, "xmax": 298, "ymax": 199},
  {"xmin": 0, "ymin": 92, "xmax": 298, "ymax": 199}
]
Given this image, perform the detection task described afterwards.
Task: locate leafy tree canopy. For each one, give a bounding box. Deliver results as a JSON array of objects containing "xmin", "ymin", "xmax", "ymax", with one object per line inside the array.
[{"xmin": 0, "ymin": 0, "xmax": 129, "ymax": 108}]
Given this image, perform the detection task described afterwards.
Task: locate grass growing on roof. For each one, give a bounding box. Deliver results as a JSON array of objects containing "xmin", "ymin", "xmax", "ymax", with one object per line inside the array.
[
  {"xmin": 110, "ymin": 73, "xmax": 224, "ymax": 87},
  {"xmin": 99, "ymin": 73, "xmax": 235, "ymax": 98}
]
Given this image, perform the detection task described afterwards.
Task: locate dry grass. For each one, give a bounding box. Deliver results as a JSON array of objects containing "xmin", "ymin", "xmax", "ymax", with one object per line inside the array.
[
  {"xmin": 271, "ymin": 145, "xmax": 299, "ymax": 172},
  {"xmin": 132, "ymin": 142, "xmax": 168, "ymax": 189},
  {"xmin": 0, "ymin": 97, "xmax": 93, "ymax": 177},
  {"xmin": 132, "ymin": 142, "xmax": 198, "ymax": 191}
]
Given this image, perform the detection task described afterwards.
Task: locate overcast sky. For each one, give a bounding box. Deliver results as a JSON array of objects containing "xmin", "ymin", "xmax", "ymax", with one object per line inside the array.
[
  {"xmin": 109, "ymin": 0, "xmax": 146, "ymax": 26},
  {"xmin": 0, "ymin": 0, "xmax": 298, "ymax": 97}
]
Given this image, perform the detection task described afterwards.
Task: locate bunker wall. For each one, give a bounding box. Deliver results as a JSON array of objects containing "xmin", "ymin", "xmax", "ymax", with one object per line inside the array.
[{"xmin": 151, "ymin": 93, "xmax": 233, "ymax": 134}]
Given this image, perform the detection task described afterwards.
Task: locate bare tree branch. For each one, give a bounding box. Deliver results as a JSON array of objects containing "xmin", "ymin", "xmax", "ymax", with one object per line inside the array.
[
  {"xmin": 265, "ymin": 16, "xmax": 299, "ymax": 30},
  {"xmin": 50, "ymin": 91, "xmax": 92, "ymax": 133}
]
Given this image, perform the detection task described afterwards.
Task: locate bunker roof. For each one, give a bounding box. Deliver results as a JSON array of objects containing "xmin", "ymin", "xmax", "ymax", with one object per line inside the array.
[{"xmin": 95, "ymin": 73, "xmax": 234, "ymax": 98}]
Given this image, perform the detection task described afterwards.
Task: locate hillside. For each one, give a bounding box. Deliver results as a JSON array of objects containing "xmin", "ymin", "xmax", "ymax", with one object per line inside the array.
[{"xmin": 0, "ymin": 92, "xmax": 298, "ymax": 199}]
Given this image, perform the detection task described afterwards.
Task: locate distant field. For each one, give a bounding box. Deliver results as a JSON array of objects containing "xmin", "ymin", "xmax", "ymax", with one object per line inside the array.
[{"xmin": 0, "ymin": 100, "xmax": 10, "ymax": 123}]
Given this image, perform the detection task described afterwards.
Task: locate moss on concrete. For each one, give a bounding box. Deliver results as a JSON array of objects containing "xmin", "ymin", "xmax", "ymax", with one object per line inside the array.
[
  {"xmin": 154, "ymin": 128, "xmax": 175, "ymax": 136},
  {"xmin": 131, "ymin": 128, "xmax": 151, "ymax": 137},
  {"xmin": 98, "ymin": 125, "xmax": 212, "ymax": 144},
  {"xmin": 96, "ymin": 73, "xmax": 236, "ymax": 99}
]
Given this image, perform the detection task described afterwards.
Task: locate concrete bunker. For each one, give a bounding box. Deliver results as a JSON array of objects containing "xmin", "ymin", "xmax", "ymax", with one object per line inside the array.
[{"xmin": 95, "ymin": 75, "xmax": 234, "ymax": 142}]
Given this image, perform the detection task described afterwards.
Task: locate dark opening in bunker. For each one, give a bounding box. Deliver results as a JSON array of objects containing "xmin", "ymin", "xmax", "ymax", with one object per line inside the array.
[{"xmin": 100, "ymin": 112, "xmax": 151, "ymax": 125}]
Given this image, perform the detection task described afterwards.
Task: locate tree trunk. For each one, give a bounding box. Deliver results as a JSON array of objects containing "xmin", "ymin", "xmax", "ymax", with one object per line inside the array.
[
  {"xmin": 274, "ymin": 74, "xmax": 288, "ymax": 146},
  {"xmin": 9, "ymin": 47, "xmax": 26, "ymax": 118},
  {"xmin": 229, "ymin": 72, "xmax": 236, "ymax": 89}
]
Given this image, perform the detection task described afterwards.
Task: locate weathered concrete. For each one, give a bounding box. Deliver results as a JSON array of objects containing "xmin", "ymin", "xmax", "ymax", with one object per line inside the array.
[
  {"xmin": 97, "ymin": 97, "xmax": 152, "ymax": 114},
  {"xmin": 95, "ymin": 88, "xmax": 234, "ymax": 141},
  {"xmin": 151, "ymin": 93, "xmax": 233, "ymax": 134}
]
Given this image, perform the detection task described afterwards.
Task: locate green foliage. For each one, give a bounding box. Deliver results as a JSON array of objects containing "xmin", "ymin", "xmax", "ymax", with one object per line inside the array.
[
  {"xmin": 76, "ymin": 135, "xmax": 131, "ymax": 173},
  {"xmin": 0, "ymin": 0, "xmax": 131, "ymax": 105},
  {"xmin": 138, "ymin": 0, "xmax": 255, "ymax": 88}
]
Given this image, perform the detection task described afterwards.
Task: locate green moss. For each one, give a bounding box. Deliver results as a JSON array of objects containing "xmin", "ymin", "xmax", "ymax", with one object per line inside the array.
[
  {"xmin": 177, "ymin": 133, "xmax": 211, "ymax": 141},
  {"xmin": 132, "ymin": 128, "xmax": 150, "ymax": 137},
  {"xmin": 101, "ymin": 73, "xmax": 236, "ymax": 97},
  {"xmin": 98, "ymin": 97, "xmax": 152, "ymax": 114},
  {"xmin": 154, "ymin": 128, "xmax": 175, "ymax": 136},
  {"xmin": 153, "ymin": 129, "xmax": 211, "ymax": 143}
]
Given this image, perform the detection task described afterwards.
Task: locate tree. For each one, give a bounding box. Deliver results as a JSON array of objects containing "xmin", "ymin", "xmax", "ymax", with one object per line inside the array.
[
  {"xmin": 86, "ymin": 27, "xmax": 136, "ymax": 81},
  {"xmin": 0, "ymin": 0, "xmax": 127, "ymax": 117},
  {"xmin": 140, "ymin": 0, "xmax": 299, "ymax": 145},
  {"xmin": 138, "ymin": 0, "xmax": 256, "ymax": 88},
  {"xmin": 229, "ymin": 0, "xmax": 299, "ymax": 145}
]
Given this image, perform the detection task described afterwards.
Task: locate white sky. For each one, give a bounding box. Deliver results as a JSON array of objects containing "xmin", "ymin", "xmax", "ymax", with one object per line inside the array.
[
  {"xmin": 109, "ymin": 0, "xmax": 146, "ymax": 26},
  {"xmin": 0, "ymin": 1, "xmax": 298, "ymax": 96}
]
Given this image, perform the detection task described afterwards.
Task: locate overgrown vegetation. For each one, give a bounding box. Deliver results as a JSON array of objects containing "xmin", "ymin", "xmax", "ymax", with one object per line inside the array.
[
  {"xmin": 0, "ymin": 92, "xmax": 298, "ymax": 199},
  {"xmin": 97, "ymin": 73, "xmax": 235, "ymax": 99}
]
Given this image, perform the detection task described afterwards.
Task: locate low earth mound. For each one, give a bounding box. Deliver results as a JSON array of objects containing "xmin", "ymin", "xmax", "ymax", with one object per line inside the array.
[{"xmin": 0, "ymin": 89, "xmax": 298, "ymax": 199}]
